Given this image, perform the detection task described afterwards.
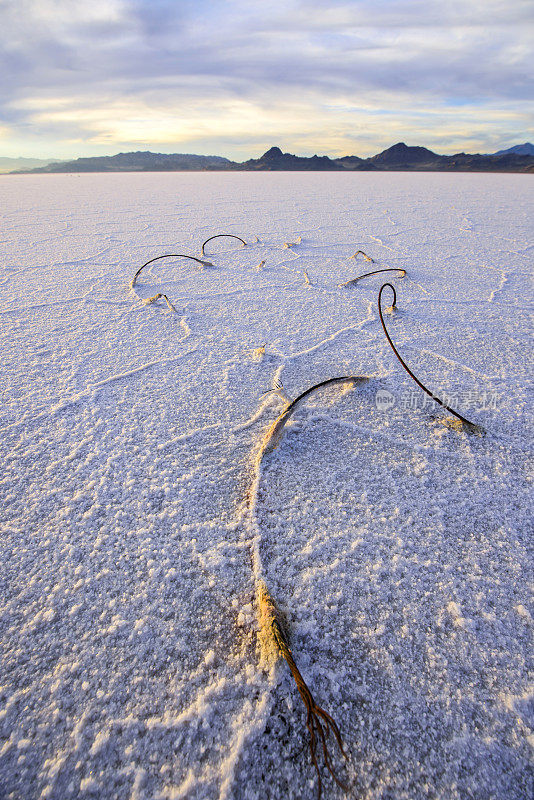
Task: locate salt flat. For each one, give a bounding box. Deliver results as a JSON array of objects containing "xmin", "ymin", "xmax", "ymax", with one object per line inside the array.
[{"xmin": 0, "ymin": 172, "xmax": 532, "ymax": 799}]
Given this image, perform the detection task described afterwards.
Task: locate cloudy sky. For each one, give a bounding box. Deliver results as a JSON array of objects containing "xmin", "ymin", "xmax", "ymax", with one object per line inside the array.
[{"xmin": 1, "ymin": 0, "xmax": 533, "ymax": 160}]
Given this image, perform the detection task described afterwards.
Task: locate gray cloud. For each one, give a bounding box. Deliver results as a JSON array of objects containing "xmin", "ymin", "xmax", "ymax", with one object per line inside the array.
[{"xmin": 0, "ymin": 0, "xmax": 532, "ymax": 157}]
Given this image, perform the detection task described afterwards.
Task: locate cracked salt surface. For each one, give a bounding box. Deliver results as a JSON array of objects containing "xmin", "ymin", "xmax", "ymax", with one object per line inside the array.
[{"xmin": 0, "ymin": 172, "xmax": 532, "ymax": 799}]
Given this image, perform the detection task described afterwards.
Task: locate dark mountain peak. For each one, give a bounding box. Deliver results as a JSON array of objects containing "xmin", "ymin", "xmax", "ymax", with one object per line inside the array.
[
  {"xmin": 262, "ymin": 146, "xmax": 284, "ymax": 160},
  {"xmin": 243, "ymin": 146, "xmax": 344, "ymax": 171},
  {"xmin": 370, "ymin": 142, "xmax": 441, "ymax": 166}
]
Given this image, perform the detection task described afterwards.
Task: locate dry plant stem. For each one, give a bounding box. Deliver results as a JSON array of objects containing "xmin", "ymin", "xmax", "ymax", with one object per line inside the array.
[
  {"xmin": 254, "ymin": 379, "xmax": 371, "ymax": 792},
  {"xmin": 201, "ymin": 233, "xmax": 247, "ymax": 255},
  {"xmin": 258, "ymin": 583, "xmax": 347, "ymax": 798},
  {"xmin": 273, "ymin": 623, "xmax": 348, "ymax": 799},
  {"xmin": 143, "ymin": 293, "xmax": 176, "ymax": 312},
  {"xmin": 260, "ymin": 378, "xmax": 287, "ymax": 400},
  {"xmin": 260, "ymin": 376, "xmax": 368, "ymax": 456},
  {"xmin": 378, "ymin": 282, "xmax": 478, "ymax": 428},
  {"xmin": 340, "ymin": 267, "xmax": 406, "ymax": 288},
  {"xmin": 355, "ymin": 267, "xmax": 406, "ymax": 281},
  {"xmin": 130, "ymin": 254, "xmax": 212, "ymax": 287},
  {"xmin": 352, "ymin": 250, "xmax": 374, "ymax": 262}
]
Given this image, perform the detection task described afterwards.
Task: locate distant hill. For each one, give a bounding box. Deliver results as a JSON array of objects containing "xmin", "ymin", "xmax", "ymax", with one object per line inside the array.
[
  {"xmin": 334, "ymin": 154, "xmax": 377, "ymax": 170},
  {"xmin": 493, "ymin": 143, "xmax": 534, "ymax": 156},
  {"xmin": 369, "ymin": 142, "xmax": 445, "ymax": 168},
  {"xmin": 239, "ymin": 146, "xmax": 377, "ymax": 171},
  {"xmin": 240, "ymin": 146, "xmax": 345, "ymax": 171},
  {"xmin": 0, "ymin": 156, "xmax": 63, "ymax": 173},
  {"xmin": 11, "ymin": 143, "xmax": 534, "ymax": 174},
  {"xmin": 23, "ymin": 150, "xmax": 232, "ymax": 173},
  {"xmin": 440, "ymin": 151, "xmax": 534, "ymax": 172},
  {"xmin": 366, "ymin": 142, "xmax": 534, "ymax": 172}
]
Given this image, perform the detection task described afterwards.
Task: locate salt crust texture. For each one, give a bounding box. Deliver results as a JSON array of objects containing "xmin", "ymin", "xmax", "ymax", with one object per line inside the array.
[{"xmin": 0, "ymin": 172, "xmax": 532, "ymax": 799}]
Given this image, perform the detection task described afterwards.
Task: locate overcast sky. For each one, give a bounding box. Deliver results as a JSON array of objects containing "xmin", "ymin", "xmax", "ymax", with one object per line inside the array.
[{"xmin": 1, "ymin": 0, "xmax": 533, "ymax": 159}]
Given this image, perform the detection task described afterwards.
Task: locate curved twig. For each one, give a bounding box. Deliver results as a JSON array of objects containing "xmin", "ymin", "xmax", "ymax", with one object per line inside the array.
[
  {"xmin": 258, "ymin": 582, "xmax": 348, "ymax": 798},
  {"xmin": 378, "ymin": 283, "xmax": 478, "ymax": 428},
  {"xmin": 260, "ymin": 376, "xmax": 369, "ymax": 458},
  {"xmin": 201, "ymin": 234, "xmax": 247, "ymax": 255},
  {"xmin": 130, "ymin": 254, "xmax": 213, "ymax": 288},
  {"xmin": 273, "ymin": 621, "xmax": 348, "ymax": 798},
  {"xmin": 250, "ymin": 282, "xmax": 482, "ymax": 797},
  {"xmin": 339, "ymin": 267, "xmax": 406, "ymax": 288},
  {"xmin": 351, "ymin": 249, "xmax": 374, "ymax": 262}
]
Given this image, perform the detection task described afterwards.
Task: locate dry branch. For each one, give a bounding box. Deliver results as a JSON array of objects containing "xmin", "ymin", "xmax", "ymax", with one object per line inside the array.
[
  {"xmin": 339, "ymin": 267, "xmax": 406, "ymax": 288},
  {"xmin": 201, "ymin": 234, "xmax": 247, "ymax": 255},
  {"xmin": 378, "ymin": 282, "xmax": 481, "ymax": 430},
  {"xmin": 130, "ymin": 253, "xmax": 213, "ymax": 288},
  {"xmin": 350, "ymin": 250, "xmax": 374, "ymax": 262},
  {"xmin": 259, "ymin": 376, "xmax": 368, "ymax": 458},
  {"xmin": 257, "ymin": 582, "xmax": 348, "ymax": 798}
]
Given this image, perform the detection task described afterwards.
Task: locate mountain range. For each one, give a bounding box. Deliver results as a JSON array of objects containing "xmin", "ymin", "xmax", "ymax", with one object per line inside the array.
[
  {"xmin": 8, "ymin": 142, "xmax": 534, "ymax": 174},
  {"xmin": 493, "ymin": 143, "xmax": 534, "ymax": 157}
]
